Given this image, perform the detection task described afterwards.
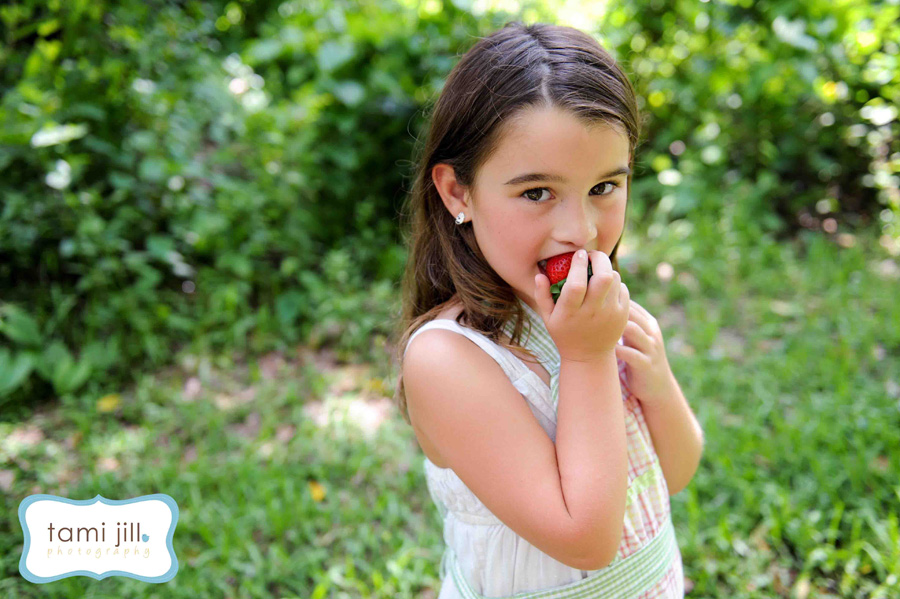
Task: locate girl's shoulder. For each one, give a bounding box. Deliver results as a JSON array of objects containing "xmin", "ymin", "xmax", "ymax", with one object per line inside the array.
[
  {"xmin": 408, "ymin": 300, "xmax": 547, "ymax": 386},
  {"xmin": 407, "ymin": 300, "xmax": 469, "ymax": 356},
  {"xmin": 426, "ymin": 296, "xmax": 528, "ymax": 358},
  {"xmin": 433, "ymin": 299, "xmax": 464, "ymax": 322}
]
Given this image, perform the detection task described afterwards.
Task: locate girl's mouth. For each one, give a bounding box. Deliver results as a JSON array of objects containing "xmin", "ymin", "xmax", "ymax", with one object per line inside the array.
[{"xmin": 537, "ymin": 259, "xmax": 548, "ymax": 275}]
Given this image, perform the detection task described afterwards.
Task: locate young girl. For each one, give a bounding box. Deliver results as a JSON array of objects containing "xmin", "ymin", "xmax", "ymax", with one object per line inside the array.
[{"xmin": 394, "ymin": 21, "xmax": 703, "ymax": 599}]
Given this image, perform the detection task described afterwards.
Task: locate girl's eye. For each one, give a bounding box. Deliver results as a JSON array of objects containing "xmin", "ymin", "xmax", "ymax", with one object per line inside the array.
[
  {"xmin": 522, "ymin": 188, "xmax": 551, "ymax": 202},
  {"xmin": 522, "ymin": 182, "xmax": 619, "ymax": 203}
]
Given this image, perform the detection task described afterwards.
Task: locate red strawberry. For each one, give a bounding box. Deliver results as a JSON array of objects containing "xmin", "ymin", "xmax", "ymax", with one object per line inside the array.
[
  {"xmin": 543, "ymin": 251, "xmax": 593, "ymax": 303},
  {"xmin": 544, "ymin": 252, "xmax": 575, "ymax": 285}
]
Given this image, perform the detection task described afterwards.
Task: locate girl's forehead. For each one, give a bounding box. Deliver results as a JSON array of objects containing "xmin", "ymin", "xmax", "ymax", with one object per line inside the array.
[
  {"xmin": 502, "ymin": 107, "xmax": 626, "ymax": 148},
  {"xmin": 487, "ymin": 113, "xmax": 629, "ymax": 178}
]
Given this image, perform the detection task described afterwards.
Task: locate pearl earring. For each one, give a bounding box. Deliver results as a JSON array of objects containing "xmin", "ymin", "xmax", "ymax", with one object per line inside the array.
[{"xmin": 455, "ymin": 212, "xmax": 465, "ymax": 225}]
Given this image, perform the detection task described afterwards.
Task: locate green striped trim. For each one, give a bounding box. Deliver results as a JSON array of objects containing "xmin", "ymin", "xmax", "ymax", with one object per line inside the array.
[
  {"xmin": 502, "ymin": 300, "xmax": 560, "ymax": 408},
  {"xmin": 443, "ymin": 514, "xmax": 678, "ymax": 599}
]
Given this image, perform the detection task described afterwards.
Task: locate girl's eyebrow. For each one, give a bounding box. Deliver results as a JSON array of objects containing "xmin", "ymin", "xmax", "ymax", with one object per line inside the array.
[{"xmin": 504, "ymin": 166, "xmax": 631, "ymax": 186}]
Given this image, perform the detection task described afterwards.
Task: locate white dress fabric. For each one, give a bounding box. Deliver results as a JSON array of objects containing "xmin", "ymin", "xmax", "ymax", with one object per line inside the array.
[{"xmin": 404, "ymin": 303, "xmax": 684, "ymax": 599}]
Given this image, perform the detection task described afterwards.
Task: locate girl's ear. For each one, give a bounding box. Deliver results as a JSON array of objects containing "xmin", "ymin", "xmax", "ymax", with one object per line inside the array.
[{"xmin": 432, "ymin": 163, "xmax": 471, "ymax": 218}]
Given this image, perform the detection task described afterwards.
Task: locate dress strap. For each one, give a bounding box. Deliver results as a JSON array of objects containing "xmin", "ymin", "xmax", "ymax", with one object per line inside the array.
[{"xmin": 404, "ymin": 320, "xmax": 524, "ymax": 382}]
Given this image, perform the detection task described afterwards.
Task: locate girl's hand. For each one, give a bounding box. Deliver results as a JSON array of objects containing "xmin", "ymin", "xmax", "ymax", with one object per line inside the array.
[
  {"xmin": 614, "ymin": 299, "xmax": 676, "ymax": 409},
  {"xmin": 534, "ymin": 250, "xmax": 630, "ymax": 362}
]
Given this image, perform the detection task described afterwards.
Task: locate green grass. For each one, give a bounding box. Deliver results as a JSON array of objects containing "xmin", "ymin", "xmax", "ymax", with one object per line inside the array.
[{"xmin": 2, "ymin": 218, "xmax": 899, "ymax": 598}]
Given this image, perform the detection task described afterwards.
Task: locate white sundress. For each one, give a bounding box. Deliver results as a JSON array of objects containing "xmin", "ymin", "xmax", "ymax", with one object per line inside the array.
[{"xmin": 404, "ymin": 300, "xmax": 685, "ymax": 598}]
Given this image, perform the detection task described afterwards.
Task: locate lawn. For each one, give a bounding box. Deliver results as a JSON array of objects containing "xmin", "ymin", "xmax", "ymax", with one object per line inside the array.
[{"xmin": 2, "ymin": 216, "xmax": 898, "ymax": 598}]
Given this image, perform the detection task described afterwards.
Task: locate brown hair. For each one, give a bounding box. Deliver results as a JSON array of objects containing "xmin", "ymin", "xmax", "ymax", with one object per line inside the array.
[{"xmin": 392, "ymin": 21, "xmax": 644, "ymax": 425}]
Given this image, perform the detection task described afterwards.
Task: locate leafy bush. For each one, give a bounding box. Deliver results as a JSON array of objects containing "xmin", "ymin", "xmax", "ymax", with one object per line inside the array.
[
  {"xmin": 603, "ymin": 0, "xmax": 899, "ymax": 244},
  {"xmin": 0, "ymin": 0, "xmax": 896, "ymax": 413},
  {"xmin": 0, "ymin": 0, "xmax": 502, "ymax": 410}
]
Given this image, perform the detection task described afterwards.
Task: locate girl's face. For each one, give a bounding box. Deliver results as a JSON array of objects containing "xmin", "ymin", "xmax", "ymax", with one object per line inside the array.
[{"xmin": 437, "ymin": 105, "xmax": 632, "ymax": 314}]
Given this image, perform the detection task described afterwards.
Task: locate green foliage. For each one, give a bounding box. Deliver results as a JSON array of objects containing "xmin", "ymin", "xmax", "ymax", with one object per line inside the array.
[
  {"xmin": 1, "ymin": 1, "xmax": 898, "ymax": 595},
  {"xmin": 1, "ymin": 0, "xmax": 898, "ymax": 501},
  {"xmin": 600, "ymin": 0, "xmax": 899, "ymax": 240},
  {"xmin": 0, "ymin": 0, "xmax": 517, "ymax": 408},
  {"xmin": 1, "ymin": 221, "xmax": 898, "ymax": 597}
]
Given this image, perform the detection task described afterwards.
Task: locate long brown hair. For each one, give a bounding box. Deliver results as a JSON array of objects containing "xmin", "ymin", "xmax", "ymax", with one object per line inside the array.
[{"xmin": 392, "ymin": 21, "xmax": 644, "ymax": 425}]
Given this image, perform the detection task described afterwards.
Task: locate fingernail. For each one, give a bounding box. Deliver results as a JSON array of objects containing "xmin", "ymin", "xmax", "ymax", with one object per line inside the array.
[{"xmin": 577, "ymin": 250, "xmax": 587, "ymax": 259}]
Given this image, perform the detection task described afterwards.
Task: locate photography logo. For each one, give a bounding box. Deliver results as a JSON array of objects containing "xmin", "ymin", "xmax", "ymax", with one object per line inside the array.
[{"xmin": 18, "ymin": 493, "xmax": 178, "ymax": 583}]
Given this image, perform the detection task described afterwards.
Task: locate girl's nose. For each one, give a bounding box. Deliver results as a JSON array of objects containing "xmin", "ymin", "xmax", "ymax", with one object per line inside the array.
[{"xmin": 555, "ymin": 196, "xmax": 598, "ymax": 248}]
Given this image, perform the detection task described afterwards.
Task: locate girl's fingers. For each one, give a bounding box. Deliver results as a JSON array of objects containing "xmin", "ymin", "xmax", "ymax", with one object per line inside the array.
[
  {"xmin": 561, "ymin": 250, "xmax": 589, "ymax": 308},
  {"xmin": 534, "ymin": 274, "xmax": 553, "ymax": 323},
  {"xmin": 618, "ymin": 281, "xmax": 630, "ymax": 310},
  {"xmin": 592, "ymin": 250, "xmax": 612, "ymax": 273},
  {"xmin": 587, "ymin": 251, "xmax": 614, "ymax": 303}
]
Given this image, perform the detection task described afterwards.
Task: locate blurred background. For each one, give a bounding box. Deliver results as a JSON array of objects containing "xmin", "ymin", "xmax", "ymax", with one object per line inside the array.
[{"xmin": 1, "ymin": 0, "xmax": 898, "ymax": 597}]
